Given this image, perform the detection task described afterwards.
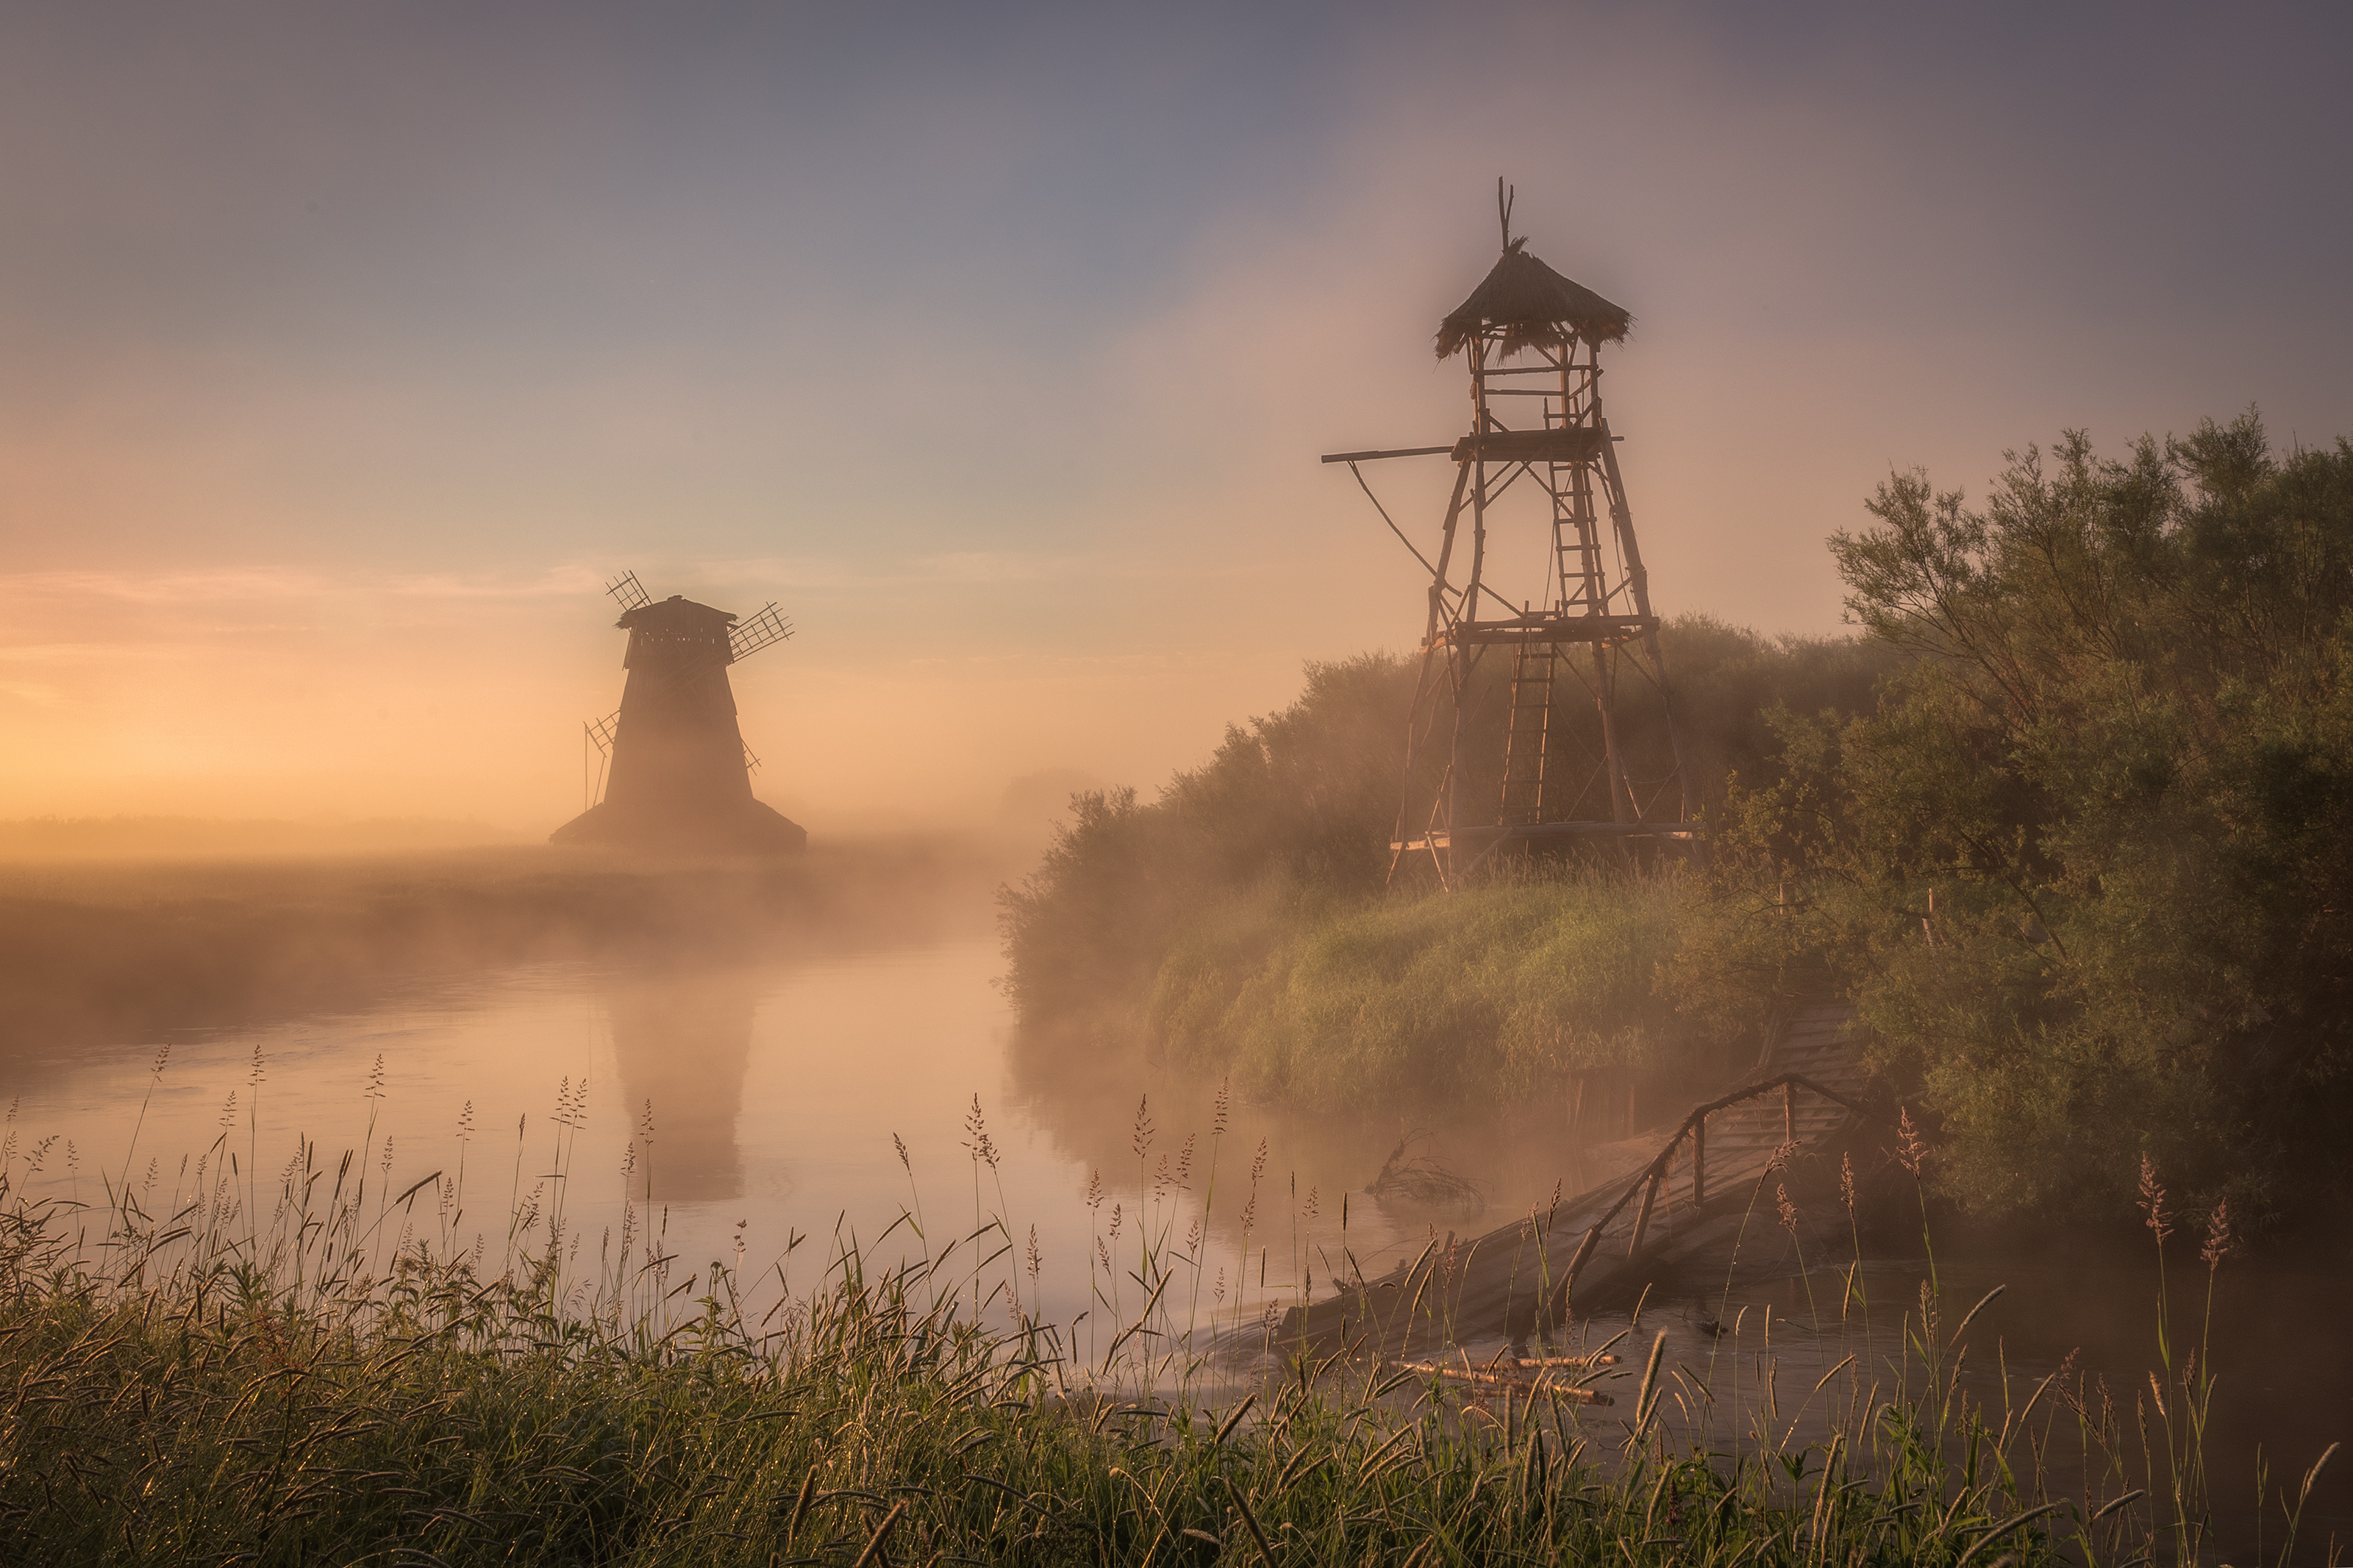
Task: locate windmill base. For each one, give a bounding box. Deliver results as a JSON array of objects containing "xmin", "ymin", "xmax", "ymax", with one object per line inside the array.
[{"xmin": 548, "ymin": 798, "xmax": 807, "ymax": 856}]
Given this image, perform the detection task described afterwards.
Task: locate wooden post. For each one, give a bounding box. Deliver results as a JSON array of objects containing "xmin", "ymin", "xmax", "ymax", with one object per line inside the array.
[
  {"xmin": 1570, "ymin": 1074, "xmax": 1586, "ymax": 1137},
  {"xmin": 1691, "ymin": 1115, "xmax": 1706, "ymax": 1206},
  {"xmin": 1782, "ymin": 1082, "xmax": 1796, "ymax": 1145},
  {"xmin": 1626, "ymin": 1173, "xmax": 1660, "ymax": 1259},
  {"xmin": 1545, "ymin": 1221, "xmax": 1606, "ymax": 1331}
]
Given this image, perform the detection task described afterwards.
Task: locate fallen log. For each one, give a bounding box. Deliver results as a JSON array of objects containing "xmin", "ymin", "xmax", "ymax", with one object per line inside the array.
[{"xmin": 1391, "ymin": 1361, "xmax": 1615, "ymax": 1405}]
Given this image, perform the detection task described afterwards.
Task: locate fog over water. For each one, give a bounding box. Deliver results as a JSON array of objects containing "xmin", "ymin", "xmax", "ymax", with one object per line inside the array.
[
  {"xmin": 3, "ymin": 855, "xmax": 2345, "ymax": 1553},
  {"xmin": 3, "ymin": 923, "xmax": 1447, "ymax": 1333},
  {"xmin": 7, "ymin": 928, "xmax": 1588, "ymax": 1336}
]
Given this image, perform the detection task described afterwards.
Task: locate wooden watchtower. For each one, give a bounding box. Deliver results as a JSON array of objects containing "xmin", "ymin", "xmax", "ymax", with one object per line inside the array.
[{"xmin": 1326, "ymin": 191, "xmax": 1696, "ymax": 886}]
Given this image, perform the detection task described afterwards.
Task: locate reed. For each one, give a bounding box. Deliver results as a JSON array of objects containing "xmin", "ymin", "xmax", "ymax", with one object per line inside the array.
[{"xmin": 0, "ymin": 1081, "xmax": 2336, "ymax": 1565}]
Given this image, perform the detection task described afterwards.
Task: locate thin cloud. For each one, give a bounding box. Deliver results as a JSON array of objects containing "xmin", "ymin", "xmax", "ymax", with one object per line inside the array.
[{"xmin": 2, "ymin": 565, "xmax": 608, "ymax": 607}]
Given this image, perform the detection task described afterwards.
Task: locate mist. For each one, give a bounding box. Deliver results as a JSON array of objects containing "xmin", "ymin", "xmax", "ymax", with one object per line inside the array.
[
  {"xmin": 9, "ymin": 8, "xmax": 2349, "ymax": 837},
  {"xmin": 3, "ymin": 3, "xmax": 2349, "ymax": 1558}
]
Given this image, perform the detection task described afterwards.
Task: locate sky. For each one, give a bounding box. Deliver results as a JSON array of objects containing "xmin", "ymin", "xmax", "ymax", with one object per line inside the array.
[{"xmin": 4, "ymin": 1, "xmax": 2350, "ymax": 834}]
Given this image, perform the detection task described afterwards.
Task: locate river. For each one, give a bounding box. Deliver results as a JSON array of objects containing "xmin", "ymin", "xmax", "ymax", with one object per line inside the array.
[{"xmin": 4, "ymin": 919, "xmax": 2343, "ymax": 1556}]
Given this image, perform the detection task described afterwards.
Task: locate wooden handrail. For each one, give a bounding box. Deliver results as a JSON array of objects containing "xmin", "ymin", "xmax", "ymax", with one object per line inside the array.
[{"xmin": 1543, "ymin": 1071, "xmax": 1882, "ymax": 1327}]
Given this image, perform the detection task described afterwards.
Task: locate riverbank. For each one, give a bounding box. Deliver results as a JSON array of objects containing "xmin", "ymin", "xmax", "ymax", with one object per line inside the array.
[
  {"xmin": 0, "ymin": 836, "xmax": 1007, "ymax": 1054},
  {"xmin": 1145, "ymin": 873, "xmax": 1716, "ymax": 1112}
]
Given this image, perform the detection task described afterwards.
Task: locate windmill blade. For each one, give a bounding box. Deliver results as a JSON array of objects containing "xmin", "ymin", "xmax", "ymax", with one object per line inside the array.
[
  {"xmin": 604, "ymin": 571, "xmax": 652, "ymax": 612},
  {"xmin": 582, "ymin": 715, "xmax": 618, "ymax": 811},
  {"xmin": 729, "ymin": 602, "xmax": 794, "ymax": 662}
]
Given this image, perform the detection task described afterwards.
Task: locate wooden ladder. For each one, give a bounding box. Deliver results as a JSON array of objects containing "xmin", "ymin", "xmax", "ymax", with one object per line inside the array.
[{"xmin": 1499, "ymin": 640, "xmax": 1555, "ymax": 826}]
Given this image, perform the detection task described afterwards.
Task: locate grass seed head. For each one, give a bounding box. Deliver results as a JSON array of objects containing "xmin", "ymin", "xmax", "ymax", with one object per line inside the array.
[
  {"xmin": 2201, "ymin": 1198, "xmax": 2232, "ymax": 1271},
  {"xmin": 2137, "ymin": 1153, "xmax": 2172, "ymax": 1245},
  {"xmin": 1896, "ymin": 1108, "xmax": 1928, "ymax": 1176},
  {"xmin": 963, "ymin": 1096, "xmax": 999, "ymax": 1170}
]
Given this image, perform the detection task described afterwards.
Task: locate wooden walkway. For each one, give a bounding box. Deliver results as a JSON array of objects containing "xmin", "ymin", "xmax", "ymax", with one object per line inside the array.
[{"xmin": 1278, "ymin": 1003, "xmax": 1882, "ymax": 1356}]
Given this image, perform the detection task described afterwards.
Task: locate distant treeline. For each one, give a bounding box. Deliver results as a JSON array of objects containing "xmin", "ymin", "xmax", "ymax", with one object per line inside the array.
[{"xmin": 1003, "ymin": 412, "xmax": 2353, "ymax": 1234}]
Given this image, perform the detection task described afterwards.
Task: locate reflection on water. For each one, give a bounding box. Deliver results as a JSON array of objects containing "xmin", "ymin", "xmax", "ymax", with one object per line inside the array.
[
  {"xmin": 0, "ymin": 936, "xmax": 1611, "ymax": 1347},
  {"xmin": 1568, "ymin": 1248, "xmax": 2353, "ymax": 1560},
  {"xmin": 606, "ymin": 970, "xmax": 756, "ymax": 1201},
  {"xmin": 1, "ymin": 934, "xmax": 2345, "ymax": 1556}
]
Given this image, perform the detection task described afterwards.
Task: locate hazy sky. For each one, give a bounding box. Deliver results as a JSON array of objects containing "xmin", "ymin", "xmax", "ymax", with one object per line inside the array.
[{"xmin": 5, "ymin": 2, "xmax": 2349, "ymax": 832}]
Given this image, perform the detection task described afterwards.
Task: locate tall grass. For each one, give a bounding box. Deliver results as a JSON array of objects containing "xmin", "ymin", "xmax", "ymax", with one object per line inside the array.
[
  {"xmin": 1149, "ymin": 871, "xmax": 1700, "ymax": 1111},
  {"xmin": 0, "ymin": 1065, "xmax": 2337, "ymax": 1564}
]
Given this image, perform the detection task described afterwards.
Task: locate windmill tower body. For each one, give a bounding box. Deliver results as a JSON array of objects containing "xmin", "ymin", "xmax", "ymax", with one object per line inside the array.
[
  {"xmin": 1329, "ymin": 210, "xmax": 1696, "ymax": 885},
  {"xmin": 552, "ymin": 577, "xmax": 806, "ymax": 854}
]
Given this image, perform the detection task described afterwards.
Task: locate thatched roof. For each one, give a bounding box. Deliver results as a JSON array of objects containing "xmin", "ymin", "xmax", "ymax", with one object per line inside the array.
[{"xmin": 1435, "ymin": 240, "xmax": 1631, "ymax": 361}]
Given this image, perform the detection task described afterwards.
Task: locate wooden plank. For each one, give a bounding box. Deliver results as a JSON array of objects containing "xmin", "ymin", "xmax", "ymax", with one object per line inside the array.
[
  {"xmin": 1318, "ymin": 445, "xmax": 1456, "ymax": 463},
  {"xmin": 1391, "ymin": 823, "xmax": 1704, "ymax": 853},
  {"xmin": 1393, "ymin": 1362, "xmax": 1613, "ymax": 1404},
  {"xmin": 1438, "ymin": 617, "xmax": 1657, "ymax": 648},
  {"xmin": 1450, "ymin": 428, "xmax": 1609, "ymax": 463}
]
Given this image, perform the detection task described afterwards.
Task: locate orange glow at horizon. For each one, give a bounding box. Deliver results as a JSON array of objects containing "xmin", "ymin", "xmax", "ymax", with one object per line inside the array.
[{"xmin": 4, "ymin": 7, "xmax": 2346, "ymax": 835}]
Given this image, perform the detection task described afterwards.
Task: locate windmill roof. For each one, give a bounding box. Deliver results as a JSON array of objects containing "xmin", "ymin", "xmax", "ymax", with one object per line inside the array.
[
  {"xmin": 617, "ymin": 594, "xmax": 737, "ymax": 632},
  {"xmin": 1435, "ymin": 243, "xmax": 1631, "ymax": 360}
]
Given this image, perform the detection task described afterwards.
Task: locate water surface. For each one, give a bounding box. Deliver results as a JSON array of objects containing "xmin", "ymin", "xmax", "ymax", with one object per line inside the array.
[{"xmin": 7, "ymin": 929, "xmax": 2345, "ymax": 1556}]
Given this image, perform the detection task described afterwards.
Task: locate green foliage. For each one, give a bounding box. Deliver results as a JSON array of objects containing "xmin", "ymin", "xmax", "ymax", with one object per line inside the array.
[
  {"xmin": 1000, "ymin": 625, "xmax": 1896, "ymax": 1076},
  {"xmin": 1674, "ymin": 413, "xmax": 2353, "ymax": 1228},
  {"xmin": 997, "ymin": 654, "xmax": 1422, "ymax": 1042},
  {"xmin": 1149, "ymin": 874, "xmax": 1690, "ymax": 1110}
]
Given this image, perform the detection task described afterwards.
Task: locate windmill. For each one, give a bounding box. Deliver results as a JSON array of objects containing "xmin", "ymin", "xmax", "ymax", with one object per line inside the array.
[
  {"xmin": 1325, "ymin": 185, "xmax": 1697, "ymax": 887},
  {"xmin": 550, "ymin": 571, "xmax": 807, "ymax": 854}
]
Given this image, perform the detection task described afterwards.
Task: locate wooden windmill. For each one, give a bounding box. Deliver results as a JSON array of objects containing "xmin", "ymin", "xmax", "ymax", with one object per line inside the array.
[
  {"xmin": 1326, "ymin": 186, "xmax": 1696, "ymax": 887},
  {"xmin": 551, "ymin": 571, "xmax": 807, "ymax": 854}
]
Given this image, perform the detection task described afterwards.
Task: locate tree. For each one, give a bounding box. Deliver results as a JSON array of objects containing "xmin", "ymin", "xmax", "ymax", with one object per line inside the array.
[{"xmin": 1678, "ymin": 413, "xmax": 2353, "ymax": 1228}]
